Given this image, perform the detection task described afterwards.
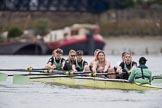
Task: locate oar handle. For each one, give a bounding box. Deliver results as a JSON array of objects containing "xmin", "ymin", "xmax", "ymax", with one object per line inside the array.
[{"xmin": 64, "ymin": 72, "xmax": 119, "ymax": 77}]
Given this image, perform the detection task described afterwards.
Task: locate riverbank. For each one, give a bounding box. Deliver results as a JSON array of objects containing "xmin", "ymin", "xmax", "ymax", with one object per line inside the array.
[
  {"xmin": 104, "ymin": 36, "xmax": 162, "ymax": 55},
  {"xmin": 1, "ymin": 9, "xmax": 162, "ymax": 36}
]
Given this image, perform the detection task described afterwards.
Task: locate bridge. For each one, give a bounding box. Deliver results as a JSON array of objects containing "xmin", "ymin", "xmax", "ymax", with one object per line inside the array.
[{"xmin": 0, "ymin": 41, "xmax": 48, "ymax": 55}]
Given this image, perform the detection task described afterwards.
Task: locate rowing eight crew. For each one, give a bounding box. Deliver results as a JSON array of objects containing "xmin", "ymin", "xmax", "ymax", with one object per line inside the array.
[{"xmin": 45, "ymin": 48, "xmax": 152, "ymax": 84}]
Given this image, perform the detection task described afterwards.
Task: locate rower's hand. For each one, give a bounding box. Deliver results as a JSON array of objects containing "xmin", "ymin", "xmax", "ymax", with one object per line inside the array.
[
  {"xmin": 51, "ymin": 65, "xmax": 56, "ymax": 69},
  {"xmin": 103, "ymin": 70, "xmax": 108, "ymax": 73},
  {"xmin": 116, "ymin": 68, "xmax": 122, "ymax": 74},
  {"xmin": 128, "ymin": 71, "xmax": 131, "ymax": 74},
  {"xmin": 119, "ymin": 70, "xmax": 123, "ymax": 74},
  {"xmin": 45, "ymin": 64, "xmax": 56, "ymax": 70},
  {"xmin": 69, "ymin": 71, "xmax": 75, "ymax": 76},
  {"xmin": 108, "ymin": 68, "xmax": 114, "ymax": 72}
]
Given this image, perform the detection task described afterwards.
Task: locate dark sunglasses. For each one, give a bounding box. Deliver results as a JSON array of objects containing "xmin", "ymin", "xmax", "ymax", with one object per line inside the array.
[
  {"xmin": 71, "ymin": 55, "xmax": 76, "ymax": 57},
  {"xmin": 56, "ymin": 50, "xmax": 63, "ymax": 54}
]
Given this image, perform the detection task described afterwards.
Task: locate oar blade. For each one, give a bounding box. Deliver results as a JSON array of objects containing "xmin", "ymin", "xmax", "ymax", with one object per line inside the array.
[
  {"xmin": 152, "ymin": 75, "xmax": 162, "ymax": 83},
  {"xmin": 13, "ymin": 74, "xmax": 30, "ymax": 84},
  {"xmin": 0, "ymin": 73, "xmax": 8, "ymax": 82},
  {"xmin": 152, "ymin": 79, "xmax": 162, "ymax": 83}
]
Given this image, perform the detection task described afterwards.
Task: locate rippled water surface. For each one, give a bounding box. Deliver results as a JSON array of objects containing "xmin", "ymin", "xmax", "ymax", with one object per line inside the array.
[{"xmin": 0, "ymin": 55, "xmax": 162, "ymax": 108}]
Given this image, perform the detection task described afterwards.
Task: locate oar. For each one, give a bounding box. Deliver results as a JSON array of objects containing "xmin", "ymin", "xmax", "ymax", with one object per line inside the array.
[
  {"xmin": 0, "ymin": 73, "xmax": 8, "ymax": 81},
  {"xmin": 0, "ymin": 72, "xmax": 50, "ymax": 82},
  {"xmin": 0, "ymin": 68, "xmax": 72, "ymax": 73},
  {"xmin": 152, "ymin": 75, "xmax": 162, "ymax": 80},
  {"xmin": 0, "ymin": 67, "xmax": 46, "ymax": 72},
  {"xmin": 13, "ymin": 74, "xmax": 73, "ymax": 84},
  {"xmin": 0, "ymin": 71, "xmax": 116, "ymax": 83},
  {"xmin": 0, "ymin": 73, "xmax": 67, "ymax": 84},
  {"xmin": 21, "ymin": 72, "xmax": 118, "ymax": 79},
  {"xmin": 0, "ymin": 71, "xmax": 91, "ymax": 83},
  {"xmin": 152, "ymin": 75, "xmax": 162, "ymax": 83},
  {"xmin": 11, "ymin": 72, "xmax": 92, "ymax": 84},
  {"xmin": 13, "ymin": 74, "xmax": 31, "ymax": 84},
  {"xmin": 12, "ymin": 72, "xmax": 121, "ymax": 84}
]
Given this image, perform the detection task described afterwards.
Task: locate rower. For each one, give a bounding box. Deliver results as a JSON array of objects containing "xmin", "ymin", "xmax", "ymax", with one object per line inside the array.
[
  {"xmin": 128, "ymin": 57, "xmax": 152, "ymax": 84},
  {"xmin": 73, "ymin": 50, "xmax": 89, "ymax": 72},
  {"xmin": 89, "ymin": 49, "xmax": 101, "ymax": 71},
  {"xmin": 63, "ymin": 49, "xmax": 76, "ymax": 72},
  {"xmin": 116, "ymin": 52, "xmax": 137, "ymax": 79},
  {"xmin": 92, "ymin": 50, "xmax": 116, "ymax": 78},
  {"xmin": 114, "ymin": 51, "xmax": 126, "ymax": 72},
  {"xmin": 45, "ymin": 48, "xmax": 65, "ymax": 70}
]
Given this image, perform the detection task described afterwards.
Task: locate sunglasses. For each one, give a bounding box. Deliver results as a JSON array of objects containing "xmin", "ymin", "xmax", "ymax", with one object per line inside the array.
[
  {"xmin": 56, "ymin": 50, "xmax": 63, "ymax": 54},
  {"xmin": 71, "ymin": 55, "xmax": 76, "ymax": 57}
]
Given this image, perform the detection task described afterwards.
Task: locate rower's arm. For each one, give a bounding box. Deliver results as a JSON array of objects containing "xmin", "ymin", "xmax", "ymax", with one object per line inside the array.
[
  {"xmin": 116, "ymin": 66, "xmax": 123, "ymax": 74},
  {"xmin": 149, "ymin": 70, "xmax": 152, "ymax": 83},
  {"xmin": 128, "ymin": 69, "xmax": 136, "ymax": 83},
  {"xmin": 61, "ymin": 60, "xmax": 65, "ymax": 70},
  {"xmin": 72, "ymin": 64, "xmax": 77, "ymax": 72},
  {"xmin": 45, "ymin": 62, "xmax": 50, "ymax": 68},
  {"xmin": 129, "ymin": 63, "xmax": 137, "ymax": 73},
  {"xmin": 83, "ymin": 64, "xmax": 89, "ymax": 72},
  {"xmin": 83, "ymin": 61, "xmax": 89, "ymax": 72},
  {"xmin": 92, "ymin": 61, "xmax": 97, "ymax": 72},
  {"xmin": 45, "ymin": 62, "xmax": 56, "ymax": 70}
]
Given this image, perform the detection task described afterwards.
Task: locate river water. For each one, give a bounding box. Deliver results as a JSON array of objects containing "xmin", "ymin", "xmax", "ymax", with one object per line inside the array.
[{"xmin": 0, "ymin": 55, "xmax": 162, "ymax": 108}]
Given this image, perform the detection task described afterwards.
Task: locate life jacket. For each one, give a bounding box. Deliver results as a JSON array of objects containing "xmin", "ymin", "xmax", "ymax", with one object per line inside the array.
[
  {"xmin": 135, "ymin": 65, "xmax": 150, "ymax": 79},
  {"xmin": 52, "ymin": 57, "xmax": 62, "ymax": 70},
  {"xmin": 124, "ymin": 62, "xmax": 132, "ymax": 72},
  {"xmin": 64, "ymin": 59, "xmax": 74, "ymax": 71},
  {"xmin": 75, "ymin": 59, "xmax": 84, "ymax": 71}
]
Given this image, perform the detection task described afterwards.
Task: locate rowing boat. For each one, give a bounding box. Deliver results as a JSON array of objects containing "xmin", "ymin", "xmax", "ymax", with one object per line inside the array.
[
  {"xmin": 30, "ymin": 75, "xmax": 161, "ymax": 90},
  {"xmin": 1, "ymin": 69, "xmax": 161, "ymax": 90}
]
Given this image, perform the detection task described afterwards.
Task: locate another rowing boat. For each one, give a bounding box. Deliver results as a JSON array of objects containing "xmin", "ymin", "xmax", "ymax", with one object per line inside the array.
[{"xmin": 30, "ymin": 75, "xmax": 161, "ymax": 90}]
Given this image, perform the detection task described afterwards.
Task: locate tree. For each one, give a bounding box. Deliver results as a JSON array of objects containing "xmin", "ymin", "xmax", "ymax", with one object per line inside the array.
[
  {"xmin": 34, "ymin": 19, "xmax": 49, "ymax": 36},
  {"xmin": 8, "ymin": 26, "xmax": 23, "ymax": 38}
]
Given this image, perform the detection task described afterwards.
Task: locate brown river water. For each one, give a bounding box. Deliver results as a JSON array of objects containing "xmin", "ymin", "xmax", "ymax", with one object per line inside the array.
[{"xmin": 0, "ymin": 55, "xmax": 162, "ymax": 108}]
